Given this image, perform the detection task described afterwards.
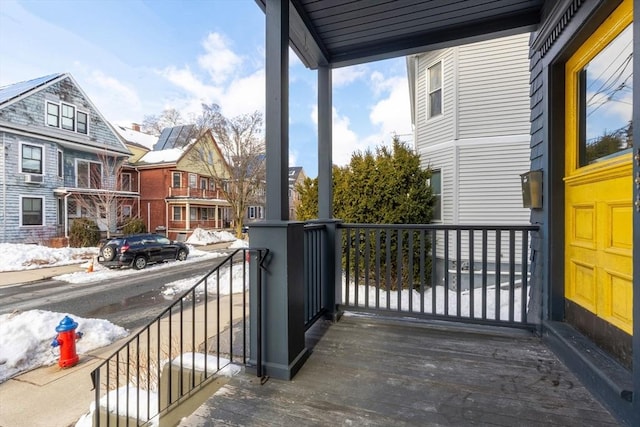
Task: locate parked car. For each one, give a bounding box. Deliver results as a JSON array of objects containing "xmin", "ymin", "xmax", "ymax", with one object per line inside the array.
[{"xmin": 98, "ymin": 233, "xmax": 189, "ymax": 270}]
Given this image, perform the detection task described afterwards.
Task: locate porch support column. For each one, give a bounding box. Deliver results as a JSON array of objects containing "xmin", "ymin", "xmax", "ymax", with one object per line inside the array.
[
  {"xmin": 315, "ymin": 65, "xmax": 340, "ymax": 320},
  {"xmin": 249, "ymin": 0, "xmax": 308, "ymax": 380},
  {"xmin": 631, "ymin": 4, "xmax": 639, "ymax": 423}
]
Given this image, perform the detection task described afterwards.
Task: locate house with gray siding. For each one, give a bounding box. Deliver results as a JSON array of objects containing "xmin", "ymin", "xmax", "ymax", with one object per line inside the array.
[
  {"xmin": 0, "ymin": 73, "xmax": 134, "ymax": 244},
  {"xmin": 408, "ymin": 33, "xmax": 533, "ymax": 288}
]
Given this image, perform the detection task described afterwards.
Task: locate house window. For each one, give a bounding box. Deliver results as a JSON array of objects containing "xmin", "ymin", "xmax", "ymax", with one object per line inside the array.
[
  {"xmin": 21, "ymin": 143, "xmax": 43, "ymax": 174},
  {"xmin": 173, "ymin": 206, "xmax": 181, "ymax": 220},
  {"xmin": 61, "ymin": 103, "xmax": 75, "ymax": 131},
  {"xmin": 77, "ymin": 159, "xmax": 102, "ymax": 189},
  {"xmin": 429, "ymin": 170, "xmax": 442, "ymax": 221},
  {"xmin": 201, "ymin": 208, "xmax": 208, "ymax": 220},
  {"xmin": 200, "ymin": 178, "xmax": 208, "ymax": 189},
  {"xmin": 121, "ymin": 173, "xmax": 132, "ymax": 191},
  {"xmin": 77, "ymin": 111, "xmax": 88, "ymax": 134},
  {"xmin": 57, "ymin": 150, "xmax": 63, "ymax": 178},
  {"xmin": 190, "ymin": 207, "xmax": 197, "ymax": 220},
  {"xmin": 189, "ymin": 173, "xmax": 197, "ymax": 188},
  {"xmin": 172, "ymin": 172, "xmax": 181, "ymax": 188},
  {"xmin": 427, "ymin": 61, "xmax": 442, "ymax": 119},
  {"xmin": 122, "ymin": 205, "xmax": 132, "ymax": 217},
  {"xmin": 21, "ymin": 196, "xmax": 44, "ymax": 226},
  {"xmin": 47, "ymin": 102, "xmax": 60, "ymax": 127},
  {"xmin": 57, "ymin": 198, "xmax": 64, "ymax": 226}
]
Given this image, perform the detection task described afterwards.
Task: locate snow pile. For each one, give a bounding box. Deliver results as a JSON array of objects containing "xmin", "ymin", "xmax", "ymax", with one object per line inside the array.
[
  {"xmin": 186, "ymin": 228, "xmax": 237, "ymax": 245},
  {"xmin": 161, "ymin": 262, "xmax": 249, "ymax": 297},
  {"xmin": 0, "ymin": 310, "xmax": 128, "ymax": 383},
  {"xmin": 0, "ymin": 243, "xmax": 97, "ymax": 272}
]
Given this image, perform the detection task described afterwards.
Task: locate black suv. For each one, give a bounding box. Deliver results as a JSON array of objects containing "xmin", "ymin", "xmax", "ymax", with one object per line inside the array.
[{"xmin": 98, "ymin": 233, "xmax": 189, "ymax": 270}]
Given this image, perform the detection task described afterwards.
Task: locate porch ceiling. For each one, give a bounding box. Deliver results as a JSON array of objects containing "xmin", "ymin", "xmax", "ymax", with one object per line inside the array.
[{"xmin": 255, "ymin": 0, "xmax": 545, "ymax": 69}]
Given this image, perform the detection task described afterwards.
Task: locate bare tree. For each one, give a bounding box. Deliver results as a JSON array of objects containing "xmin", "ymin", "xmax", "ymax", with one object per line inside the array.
[
  {"xmin": 71, "ymin": 152, "xmax": 131, "ymax": 238},
  {"xmin": 187, "ymin": 104, "xmax": 266, "ymax": 235},
  {"xmin": 141, "ymin": 108, "xmax": 187, "ymax": 137}
]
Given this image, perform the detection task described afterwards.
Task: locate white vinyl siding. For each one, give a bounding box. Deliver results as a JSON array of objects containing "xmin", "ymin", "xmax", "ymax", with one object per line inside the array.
[{"xmin": 457, "ymin": 33, "xmax": 531, "ymax": 138}]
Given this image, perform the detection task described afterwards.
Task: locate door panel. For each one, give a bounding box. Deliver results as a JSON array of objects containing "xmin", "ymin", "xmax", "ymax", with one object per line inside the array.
[{"xmin": 564, "ymin": 0, "xmax": 633, "ymax": 337}]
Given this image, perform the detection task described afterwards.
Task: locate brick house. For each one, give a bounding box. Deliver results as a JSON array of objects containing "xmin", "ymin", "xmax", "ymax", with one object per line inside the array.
[
  {"xmin": 0, "ymin": 73, "xmax": 134, "ymax": 244},
  {"xmin": 134, "ymin": 125, "xmax": 231, "ymax": 240}
]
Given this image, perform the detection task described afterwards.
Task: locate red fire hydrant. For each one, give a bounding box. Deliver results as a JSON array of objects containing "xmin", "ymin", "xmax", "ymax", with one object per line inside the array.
[{"xmin": 51, "ymin": 316, "xmax": 83, "ymax": 368}]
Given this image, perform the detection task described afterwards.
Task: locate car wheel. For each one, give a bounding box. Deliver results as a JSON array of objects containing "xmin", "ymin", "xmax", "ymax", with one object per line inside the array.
[
  {"xmin": 176, "ymin": 249, "xmax": 188, "ymax": 261},
  {"xmin": 102, "ymin": 245, "xmax": 116, "ymax": 261},
  {"xmin": 133, "ymin": 256, "xmax": 147, "ymax": 270}
]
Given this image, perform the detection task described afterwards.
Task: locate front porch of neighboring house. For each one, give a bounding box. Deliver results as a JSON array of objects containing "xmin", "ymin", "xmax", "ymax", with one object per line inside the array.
[{"xmin": 165, "ymin": 194, "xmax": 231, "ymax": 240}]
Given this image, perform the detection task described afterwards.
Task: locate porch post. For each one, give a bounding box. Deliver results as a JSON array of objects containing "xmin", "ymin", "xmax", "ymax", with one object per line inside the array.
[
  {"xmin": 631, "ymin": 4, "xmax": 639, "ymax": 423},
  {"xmin": 249, "ymin": 0, "xmax": 308, "ymax": 380},
  {"xmin": 316, "ymin": 65, "xmax": 340, "ymax": 320}
]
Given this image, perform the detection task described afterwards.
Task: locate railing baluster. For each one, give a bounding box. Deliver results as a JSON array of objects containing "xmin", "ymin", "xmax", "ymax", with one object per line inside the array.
[
  {"xmin": 364, "ymin": 229, "xmax": 371, "ymax": 308},
  {"xmin": 456, "ymin": 228, "xmax": 461, "ymax": 317},
  {"xmin": 521, "ymin": 231, "xmax": 530, "ymax": 323},
  {"xmin": 469, "ymin": 229, "xmax": 475, "ymax": 319},
  {"xmin": 509, "ymin": 230, "xmax": 516, "ymax": 323},
  {"xmin": 345, "ymin": 228, "xmax": 351, "ymax": 307},
  {"xmin": 420, "ymin": 229, "xmax": 425, "ymax": 314},
  {"xmin": 431, "ymin": 229, "xmax": 437, "ymax": 315},
  {"xmin": 396, "ymin": 228, "xmax": 403, "ymax": 311},
  {"xmin": 495, "ymin": 230, "xmax": 502, "ymax": 321},
  {"xmin": 386, "ymin": 229, "xmax": 391, "ymax": 310},
  {"xmin": 444, "ymin": 229, "xmax": 449, "ymax": 316},
  {"xmin": 482, "ymin": 229, "xmax": 488, "ymax": 320},
  {"xmin": 408, "ymin": 230, "xmax": 414, "ymax": 312},
  {"xmin": 375, "ymin": 229, "xmax": 381, "ymax": 309}
]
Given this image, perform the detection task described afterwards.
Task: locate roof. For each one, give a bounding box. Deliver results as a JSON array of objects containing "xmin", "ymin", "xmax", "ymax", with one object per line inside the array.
[
  {"xmin": 0, "ymin": 73, "xmax": 63, "ymax": 105},
  {"xmin": 113, "ymin": 124, "xmax": 158, "ymax": 150},
  {"xmin": 137, "ymin": 148, "xmax": 184, "ymax": 164},
  {"xmin": 154, "ymin": 125, "xmax": 197, "ymax": 150},
  {"xmin": 254, "ymin": 0, "xmax": 544, "ymax": 69},
  {"xmin": 289, "ymin": 166, "xmax": 304, "ymax": 182}
]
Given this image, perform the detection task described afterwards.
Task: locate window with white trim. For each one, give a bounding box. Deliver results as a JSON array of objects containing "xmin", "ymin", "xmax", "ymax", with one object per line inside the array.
[
  {"xmin": 21, "ymin": 143, "xmax": 43, "ymax": 174},
  {"xmin": 188, "ymin": 173, "xmax": 197, "ymax": 188},
  {"xmin": 61, "ymin": 103, "xmax": 75, "ymax": 131},
  {"xmin": 21, "ymin": 196, "xmax": 44, "ymax": 226},
  {"xmin": 57, "ymin": 150, "xmax": 63, "ymax": 178},
  {"xmin": 190, "ymin": 207, "xmax": 197, "ymax": 220},
  {"xmin": 45, "ymin": 101, "xmax": 89, "ymax": 134},
  {"xmin": 427, "ymin": 61, "xmax": 442, "ymax": 119},
  {"xmin": 173, "ymin": 206, "xmax": 181, "ymax": 220},
  {"xmin": 76, "ymin": 159, "xmax": 102, "ymax": 189},
  {"xmin": 200, "ymin": 178, "xmax": 208, "ymax": 189},
  {"xmin": 429, "ymin": 170, "xmax": 442, "ymax": 221},
  {"xmin": 172, "ymin": 172, "xmax": 181, "ymax": 188},
  {"xmin": 122, "ymin": 205, "xmax": 132, "ymax": 217},
  {"xmin": 121, "ymin": 173, "xmax": 132, "ymax": 191}
]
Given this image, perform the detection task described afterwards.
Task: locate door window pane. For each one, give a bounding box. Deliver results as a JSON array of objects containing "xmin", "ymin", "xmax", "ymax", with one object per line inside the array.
[{"xmin": 578, "ymin": 24, "xmax": 633, "ymax": 166}]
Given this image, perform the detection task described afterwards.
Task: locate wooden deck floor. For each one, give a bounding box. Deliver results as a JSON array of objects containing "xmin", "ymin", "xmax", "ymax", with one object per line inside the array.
[{"xmin": 180, "ymin": 315, "xmax": 620, "ymax": 426}]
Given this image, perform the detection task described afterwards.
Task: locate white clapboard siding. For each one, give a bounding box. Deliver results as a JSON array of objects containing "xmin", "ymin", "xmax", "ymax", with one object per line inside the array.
[
  {"xmin": 420, "ymin": 143, "xmax": 455, "ymax": 225},
  {"xmin": 457, "ymin": 33, "xmax": 531, "ymax": 138}
]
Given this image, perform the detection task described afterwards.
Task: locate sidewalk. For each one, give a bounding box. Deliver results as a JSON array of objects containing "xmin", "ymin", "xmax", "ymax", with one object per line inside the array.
[{"xmin": 0, "ymin": 240, "xmax": 238, "ymax": 427}]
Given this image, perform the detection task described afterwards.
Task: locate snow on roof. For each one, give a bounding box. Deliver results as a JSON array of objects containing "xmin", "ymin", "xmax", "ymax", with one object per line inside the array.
[
  {"xmin": 137, "ymin": 147, "xmax": 184, "ymax": 164},
  {"xmin": 113, "ymin": 124, "xmax": 158, "ymax": 150}
]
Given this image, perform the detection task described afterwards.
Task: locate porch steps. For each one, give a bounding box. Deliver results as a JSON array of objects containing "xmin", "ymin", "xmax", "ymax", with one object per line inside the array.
[{"xmin": 543, "ymin": 320, "xmax": 633, "ymax": 424}]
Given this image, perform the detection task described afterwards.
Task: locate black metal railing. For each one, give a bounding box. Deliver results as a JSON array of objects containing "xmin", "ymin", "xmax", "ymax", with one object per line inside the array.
[
  {"xmin": 304, "ymin": 223, "xmax": 327, "ymax": 328},
  {"xmin": 338, "ymin": 224, "xmax": 539, "ymax": 328},
  {"xmin": 90, "ymin": 248, "xmax": 267, "ymax": 426}
]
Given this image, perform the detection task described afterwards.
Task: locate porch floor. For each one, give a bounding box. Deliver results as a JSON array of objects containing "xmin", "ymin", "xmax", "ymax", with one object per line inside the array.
[{"xmin": 180, "ymin": 315, "xmax": 620, "ymax": 426}]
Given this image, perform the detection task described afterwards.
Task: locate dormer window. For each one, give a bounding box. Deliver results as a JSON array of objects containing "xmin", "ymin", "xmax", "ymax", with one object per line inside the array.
[{"xmin": 46, "ymin": 101, "xmax": 89, "ymax": 134}]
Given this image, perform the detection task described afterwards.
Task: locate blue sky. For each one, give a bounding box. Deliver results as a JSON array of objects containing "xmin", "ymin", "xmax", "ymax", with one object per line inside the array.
[{"xmin": 0, "ymin": 0, "xmax": 412, "ymax": 177}]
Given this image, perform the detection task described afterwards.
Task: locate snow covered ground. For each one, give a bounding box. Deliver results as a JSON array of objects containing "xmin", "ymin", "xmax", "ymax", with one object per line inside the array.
[{"xmin": 0, "ymin": 229, "xmax": 249, "ymax": 384}]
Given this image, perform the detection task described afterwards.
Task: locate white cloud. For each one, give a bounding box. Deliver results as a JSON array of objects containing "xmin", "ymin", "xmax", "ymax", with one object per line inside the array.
[
  {"xmin": 311, "ymin": 105, "xmax": 364, "ymax": 166},
  {"xmin": 86, "ymin": 70, "xmax": 143, "ymax": 120},
  {"xmin": 368, "ymin": 75, "xmax": 412, "ymax": 143},
  {"xmin": 333, "ymin": 65, "xmax": 368, "ymax": 87},
  {"xmin": 198, "ymin": 33, "xmax": 242, "ymax": 84}
]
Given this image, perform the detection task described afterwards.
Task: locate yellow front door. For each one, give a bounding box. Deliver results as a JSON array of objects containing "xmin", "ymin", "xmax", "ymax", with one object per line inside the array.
[{"xmin": 564, "ymin": 0, "xmax": 633, "ymax": 336}]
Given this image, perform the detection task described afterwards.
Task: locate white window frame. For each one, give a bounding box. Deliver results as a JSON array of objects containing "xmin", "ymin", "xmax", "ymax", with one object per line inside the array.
[
  {"xmin": 20, "ymin": 195, "xmax": 45, "ymax": 227},
  {"xmin": 426, "ymin": 61, "xmax": 443, "ymax": 120},
  {"xmin": 46, "ymin": 101, "xmax": 60, "ymax": 128},
  {"xmin": 76, "ymin": 110, "xmax": 89, "ymax": 135},
  {"xmin": 61, "ymin": 103, "xmax": 76, "ymax": 131},
  {"xmin": 121, "ymin": 172, "xmax": 132, "ymax": 191},
  {"xmin": 200, "ymin": 177, "xmax": 208, "ymax": 189},
  {"xmin": 20, "ymin": 142, "xmax": 45, "ymax": 175},
  {"xmin": 76, "ymin": 159, "xmax": 102, "ymax": 189},
  {"xmin": 429, "ymin": 169, "xmax": 442, "ymax": 222},
  {"xmin": 57, "ymin": 149, "xmax": 63, "ymax": 178},
  {"xmin": 190, "ymin": 207, "xmax": 197, "ymax": 220},
  {"xmin": 122, "ymin": 205, "xmax": 132, "ymax": 218},
  {"xmin": 172, "ymin": 206, "xmax": 182, "ymax": 221},
  {"xmin": 188, "ymin": 173, "xmax": 197, "ymax": 188},
  {"xmin": 172, "ymin": 172, "xmax": 182, "ymax": 188}
]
